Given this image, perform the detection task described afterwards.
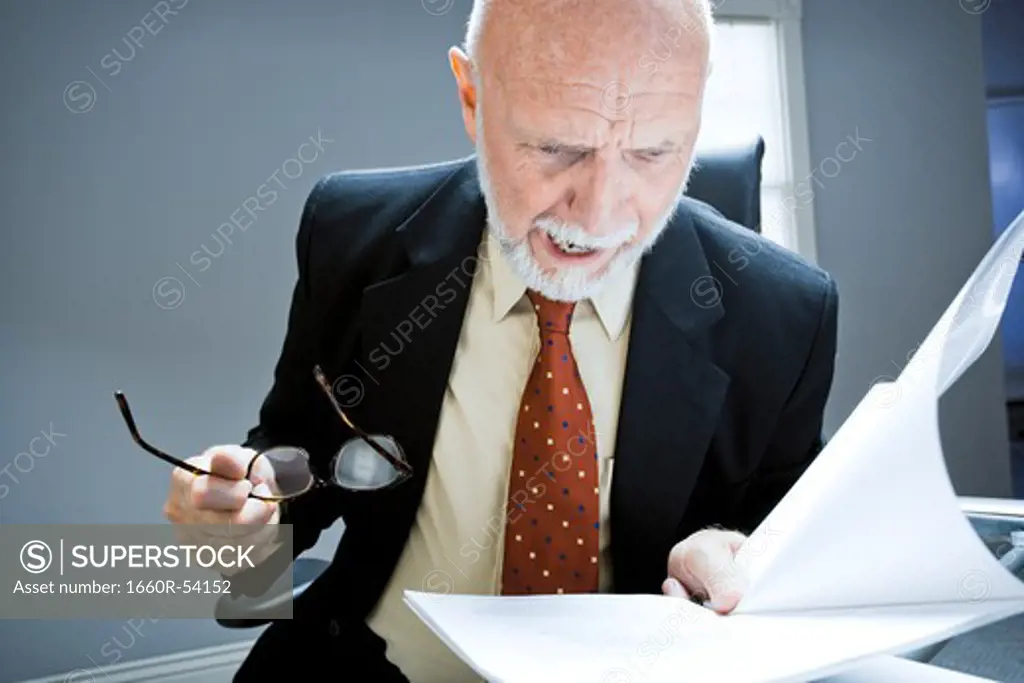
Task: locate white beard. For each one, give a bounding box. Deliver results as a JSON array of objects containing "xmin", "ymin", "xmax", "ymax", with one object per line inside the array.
[{"xmin": 474, "ymin": 114, "xmax": 690, "ymax": 302}]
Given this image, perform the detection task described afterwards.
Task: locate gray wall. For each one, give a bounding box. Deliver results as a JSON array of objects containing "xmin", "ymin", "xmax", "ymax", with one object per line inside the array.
[
  {"xmin": 802, "ymin": 0, "xmax": 1013, "ymax": 498},
  {"xmin": 0, "ymin": 0, "xmax": 473, "ymax": 680},
  {"xmin": 0, "ymin": 0, "xmax": 1012, "ymax": 680}
]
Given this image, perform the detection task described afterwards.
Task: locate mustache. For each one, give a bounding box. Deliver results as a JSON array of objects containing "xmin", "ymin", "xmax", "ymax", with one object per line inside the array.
[{"xmin": 533, "ymin": 216, "xmax": 639, "ymax": 249}]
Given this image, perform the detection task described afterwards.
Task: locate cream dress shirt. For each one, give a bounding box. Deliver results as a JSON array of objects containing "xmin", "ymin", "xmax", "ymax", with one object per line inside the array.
[{"xmin": 365, "ymin": 231, "xmax": 638, "ymax": 682}]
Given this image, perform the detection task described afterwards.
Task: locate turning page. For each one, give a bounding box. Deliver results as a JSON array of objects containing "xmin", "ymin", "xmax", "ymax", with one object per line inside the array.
[
  {"xmin": 404, "ymin": 209, "xmax": 1024, "ymax": 683},
  {"xmin": 734, "ymin": 208, "xmax": 1024, "ymax": 614}
]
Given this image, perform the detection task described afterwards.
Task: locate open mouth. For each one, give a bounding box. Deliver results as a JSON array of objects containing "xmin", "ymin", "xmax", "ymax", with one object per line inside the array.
[
  {"xmin": 531, "ymin": 215, "xmax": 639, "ymax": 265},
  {"xmin": 551, "ymin": 234, "xmax": 598, "ymax": 255},
  {"xmin": 536, "ymin": 232, "xmax": 609, "ymax": 265}
]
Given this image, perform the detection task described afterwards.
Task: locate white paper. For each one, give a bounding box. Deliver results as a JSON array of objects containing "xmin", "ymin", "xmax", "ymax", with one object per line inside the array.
[
  {"xmin": 734, "ymin": 208, "xmax": 1024, "ymax": 614},
  {"xmin": 404, "ymin": 592, "xmax": 1021, "ymax": 682},
  {"xmin": 818, "ymin": 655, "xmax": 997, "ymax": 682},
  {"xmin": 404, "ymin": 209, "xmax": 1024, "ymax": 683}
]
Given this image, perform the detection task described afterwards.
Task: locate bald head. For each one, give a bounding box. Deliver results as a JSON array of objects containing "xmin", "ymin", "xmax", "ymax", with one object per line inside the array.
[
  {"xmin": 447, "ymin": 0, "xmax": 713, "ymax": 301},
  {"xmin": 464, "ymin": 0, "xmax": 712, "ymax": 79}
]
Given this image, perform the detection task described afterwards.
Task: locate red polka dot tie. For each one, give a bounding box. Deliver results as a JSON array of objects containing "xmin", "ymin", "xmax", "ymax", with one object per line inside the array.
[{"xmin": 500, "ymin": 290, "xmax": 599, "ymax": 595}]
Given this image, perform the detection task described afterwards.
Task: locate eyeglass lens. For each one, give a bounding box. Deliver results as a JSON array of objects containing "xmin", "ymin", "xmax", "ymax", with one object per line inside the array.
[
  {"xmin": 251, "ymin": 436, "xmax": 408, "ymax": 497},
  {"xmin": 332, "ymin": 436, "xmax": 408, "ymax": 491},
  {"xmin": 250, "ymin": 447, "xmax": 316, "ymax": 499}
]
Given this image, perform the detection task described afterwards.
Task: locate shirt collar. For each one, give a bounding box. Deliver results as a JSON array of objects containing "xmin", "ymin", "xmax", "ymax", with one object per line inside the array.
[{"xmin": 486, "ymin": 230, "xmax": 637, "ymax": 341}]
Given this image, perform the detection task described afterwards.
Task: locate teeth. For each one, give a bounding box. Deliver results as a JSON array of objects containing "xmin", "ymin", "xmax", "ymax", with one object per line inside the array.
[{"xmin": 552, "ymin": 236, "xmax": 595, "ymax": 254}]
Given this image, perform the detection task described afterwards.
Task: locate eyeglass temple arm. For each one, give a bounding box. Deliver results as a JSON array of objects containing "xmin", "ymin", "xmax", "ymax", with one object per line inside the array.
[
  {"xmin": 312, "ymin": 366, "xmax": 413, "ymax": 475},
  {"xmin": 113, "ymin": 391, "xmax": 211, "ymax": 477}
]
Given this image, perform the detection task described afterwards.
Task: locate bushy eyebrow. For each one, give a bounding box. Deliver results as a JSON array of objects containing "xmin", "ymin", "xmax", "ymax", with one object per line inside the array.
[
  {"xmin": 533, "ymin": 139, "xmax": 591, "ymax": 154},
  {"xmin": 631, "ymin": 140, "xmax": 679, "ymax": 153},
  {"xmin": 525, "ymin": 137, "xmax": 680, "ymax": 154}
]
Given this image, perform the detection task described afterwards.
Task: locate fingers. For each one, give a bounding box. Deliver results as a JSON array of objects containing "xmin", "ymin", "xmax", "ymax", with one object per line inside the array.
[
  {"xmin": 213, "ymin": 489, "xmax": 282, "ymax": 575},
  {"xmin": 667, "ymin": 529, "xmax": 749, "ymax": 613},
  {"xmin": 704, "ymin": 579, "xmax": 743, "ymax": 613},
  {"xmin": 679, "ymin": 542, "xmax": 742, "ymax": 611},
  {"xmin": 246, "ymin": 454, "xmax": 278, "ymax": 488},
  {"xmin": 163, "ymin": 445, "xmax": 283, "ymax": 575},
  {"xmin": 662, "ymin": 577, "xmax": 690, "ymax": 599},
  {"xmin": 188, "ymin": 445, "xmax": 258, "ymax": 512},
  {"xmin": 164, "ymin": 445, "xmax": 264, "ymax": 526},
  {"xmin": 719, "ymin": 530, "xmax": 748, "ymax": 553},
  {"xmin": 190, "ymin": 473, "xmax": 253, "ymax": 512},
  {"xmin": 233, "ymin": 484, "xmax": 278, "ymax": 526},
  {"xmin": 206, "ymin": 445, "xmax": 258, "ymax": 480}
]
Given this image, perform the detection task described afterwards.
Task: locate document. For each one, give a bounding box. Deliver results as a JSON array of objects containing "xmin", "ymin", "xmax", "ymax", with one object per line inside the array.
[
  {"xmin": 404, "ymin": 209, "xmax": 1024, "ymax": 683},
  {"xmin": 818, "ymin": 655, "xmax": 997, "ymax": 682}
]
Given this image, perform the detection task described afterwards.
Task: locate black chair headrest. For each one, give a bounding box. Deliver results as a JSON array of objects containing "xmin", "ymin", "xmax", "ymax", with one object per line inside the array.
[{"xmin": 686, "ymin": 137, "xmax": 765, "ymax": 232}]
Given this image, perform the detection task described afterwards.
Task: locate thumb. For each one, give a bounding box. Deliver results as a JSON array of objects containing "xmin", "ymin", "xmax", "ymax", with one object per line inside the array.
[{"xmin": 206, "ymin": 445, "xmax": 256, "ymax": 480}]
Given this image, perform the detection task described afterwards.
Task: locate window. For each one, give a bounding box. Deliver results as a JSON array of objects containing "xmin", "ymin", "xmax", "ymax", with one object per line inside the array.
[{"xmin": 696, "ymin": 1, "xmax": 815, "ymax": 260}]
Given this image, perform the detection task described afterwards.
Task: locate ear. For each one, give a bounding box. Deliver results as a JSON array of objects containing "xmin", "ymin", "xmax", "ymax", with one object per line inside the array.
[{"xmin": 449, "ymin": 46, "xmax": 478, "ymax": 144}]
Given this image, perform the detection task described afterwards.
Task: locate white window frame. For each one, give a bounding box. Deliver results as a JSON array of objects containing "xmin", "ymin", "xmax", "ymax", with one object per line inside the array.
[{"xmin": 709, "ymin": 0, "xmax": 817, "ymax": 263}]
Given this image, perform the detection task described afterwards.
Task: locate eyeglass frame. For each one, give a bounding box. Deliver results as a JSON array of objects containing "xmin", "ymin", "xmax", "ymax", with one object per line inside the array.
[{"xmin": 113, "ymin": 364, "xmax": 413, "ymax": 502}]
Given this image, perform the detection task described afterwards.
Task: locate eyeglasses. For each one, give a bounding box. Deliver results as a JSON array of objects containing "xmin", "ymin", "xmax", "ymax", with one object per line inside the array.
[{"xmin": 113, "ymin": 365, "xmax": 413, "ymax": 502}]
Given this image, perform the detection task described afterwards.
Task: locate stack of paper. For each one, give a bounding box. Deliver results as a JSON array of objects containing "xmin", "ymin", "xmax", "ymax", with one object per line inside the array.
[
  {"xmin": 817, "ymin": 655, "xmax": 998, "ymax": 682},
  {"xmin": 404, "ymin": 209, "xmax": 1024, "ymax": 683}
]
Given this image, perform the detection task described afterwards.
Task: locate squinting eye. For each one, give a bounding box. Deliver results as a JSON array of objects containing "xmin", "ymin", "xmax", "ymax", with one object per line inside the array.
[
  {"xmin": 539, "ymin": 145, "xmax": 576, "ymax": 159},
  {"xmin": 537, "ymin": 145, "xmax": 588, "ymax": 163},
  {"xmin": 635, "ymin": 150, "xmax": 668, "ymax": 162}
]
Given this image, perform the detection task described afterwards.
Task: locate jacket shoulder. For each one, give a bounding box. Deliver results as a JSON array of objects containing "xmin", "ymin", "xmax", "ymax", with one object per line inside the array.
[
  {"xmin": 295, "ymin": 157, "xmax": 470, "ymax": 278},
  {"xmin": 684, "ymin": 198, "xmax": 834, "ymax": 311},
  {"xmin": 309, "ymin": 157, "xmax": 469, "ymax": 231},
  {"xmin": 682, "ymin": 199, "xmax": 838, "ymax": 412}
]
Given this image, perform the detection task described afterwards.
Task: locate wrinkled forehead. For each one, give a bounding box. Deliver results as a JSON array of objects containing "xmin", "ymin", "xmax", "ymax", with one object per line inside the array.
[
  {"xmin": 484, "ymin": 69, "xmax": 706, "ymax": 144},
  {"xmin": 478, "ymin": 22, "xmax": 708, "ymax": 122},
  {"xmin": 493, "ymin": 70, "xmax": 703, "ymax": 111}
]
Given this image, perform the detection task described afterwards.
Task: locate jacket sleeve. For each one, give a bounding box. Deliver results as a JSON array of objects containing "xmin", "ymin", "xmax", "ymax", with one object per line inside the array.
[
  {"xmin": 735, "ymin": 274, "xmax": 839, "ymax": 535},
  {"xmin": 242, "ymin": 175, "xmax": 344, "ymax": 559}
]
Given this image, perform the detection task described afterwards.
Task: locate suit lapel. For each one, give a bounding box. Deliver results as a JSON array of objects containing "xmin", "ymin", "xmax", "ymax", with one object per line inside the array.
[
  {"xmin": 610, "ymin": 206, "xmax": 730, "ymax": 587},
  {"xmin": 347, "ymin": 159, "xmax": 485, "ymax": 595}
]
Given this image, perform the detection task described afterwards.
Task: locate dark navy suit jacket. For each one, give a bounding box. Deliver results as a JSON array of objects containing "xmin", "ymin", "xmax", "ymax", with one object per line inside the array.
[{"xmin": 233, "ymin": 156, "xmax": 839, "ymax": 681}]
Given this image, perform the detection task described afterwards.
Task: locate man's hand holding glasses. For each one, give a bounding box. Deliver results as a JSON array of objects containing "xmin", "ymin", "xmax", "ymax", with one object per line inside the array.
[
  {"xmin": 114, "ymin": 365, "xmax": 413, "ymax": 576},
  {"xmin": 162, "ymin": 444, "xmax": 283, "ymax": 576}
]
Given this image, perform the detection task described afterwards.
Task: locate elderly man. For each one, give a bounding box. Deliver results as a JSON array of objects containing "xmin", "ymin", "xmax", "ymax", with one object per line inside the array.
[{"xmin": 164, "ymin": 0, "xmax": 838, "ymax": 680}]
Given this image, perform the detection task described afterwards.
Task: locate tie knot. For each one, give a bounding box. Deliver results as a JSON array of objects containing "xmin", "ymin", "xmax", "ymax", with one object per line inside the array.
[{"xmin": 527, "ymin": 290, "xmax": 576, "ymax": 334}]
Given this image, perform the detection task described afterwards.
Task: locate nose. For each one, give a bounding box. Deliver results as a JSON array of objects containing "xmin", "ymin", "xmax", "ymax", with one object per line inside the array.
[{"xmin": 566, "ymin": 156, "xmax": 626, "ymax": 236}]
